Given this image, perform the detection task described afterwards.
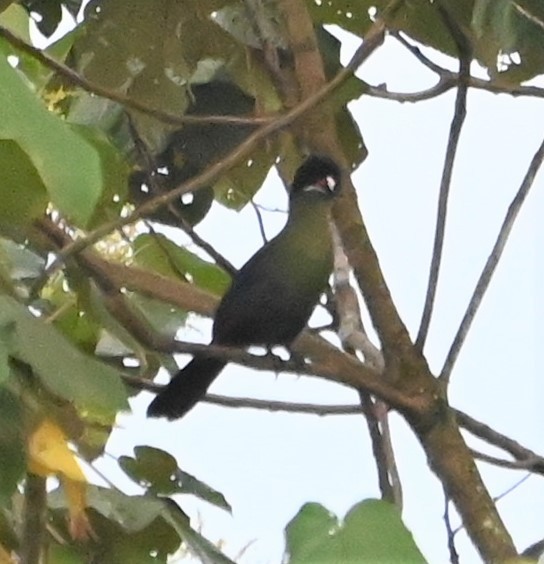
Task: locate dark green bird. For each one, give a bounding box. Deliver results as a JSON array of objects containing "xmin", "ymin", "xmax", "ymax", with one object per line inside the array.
[{"xmin": 147, "ymin": 155, "xmax": 342, "ymax": 420}]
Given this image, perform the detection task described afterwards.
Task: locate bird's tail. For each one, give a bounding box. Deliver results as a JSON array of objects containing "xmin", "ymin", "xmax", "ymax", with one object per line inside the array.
[{"xmin": 147, "ymin": 356, "xmax": 226, "ymax": 420}]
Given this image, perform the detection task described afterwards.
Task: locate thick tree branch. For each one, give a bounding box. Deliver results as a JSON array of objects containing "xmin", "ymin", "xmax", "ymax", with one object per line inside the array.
[
  {"xmin": 279, "ymin": 0, "xmax": 518, "ymax": 559},
  {"xmin": 441, "ymin": 134, "xmax": 544, "ymax": 380}
]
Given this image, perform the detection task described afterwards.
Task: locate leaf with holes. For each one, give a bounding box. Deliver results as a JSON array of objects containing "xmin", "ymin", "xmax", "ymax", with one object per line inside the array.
[{"xmin": 119, "ymin": 446, "xmax": 231, "ymax": 512}]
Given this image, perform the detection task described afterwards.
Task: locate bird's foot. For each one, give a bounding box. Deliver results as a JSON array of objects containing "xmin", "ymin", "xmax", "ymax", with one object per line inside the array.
[
  {"xmin": 262, "ymin": 347, "xmax": 289, "ymax": 373},
  {"xmin": 287, "ymin": 350, "xmax": 308, "ymax": 371}
]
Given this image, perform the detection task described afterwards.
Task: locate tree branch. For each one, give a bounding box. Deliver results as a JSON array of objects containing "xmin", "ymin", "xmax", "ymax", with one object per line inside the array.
[
  {"xmin": 331, "ymin": 226, "xmax": 401, "ymax": 506},
  {"xmin": 443, "ymin": 490, "xmax": 460, "ymax": 564},
  {"xmin": 21, "ymin": 473, "xmax": 47, "ymax": 564},
  {"xmin": 470, "ymin": 449, "xmax": 543, "ymax": 472},
  {"xmin": 454, "ymin": 409, "xmax": 544, "ymax": 473},
  {"xmin": 441, "ymin": 133, "xmax": 544, "ymax": 381},
  {"xmin": 416, "ymin": 7, "xmax": 471, "ymax": 352}
]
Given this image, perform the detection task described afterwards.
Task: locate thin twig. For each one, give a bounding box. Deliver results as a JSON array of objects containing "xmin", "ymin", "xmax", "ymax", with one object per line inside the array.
[
  {"xmin": 471, "ymin": 450, "xmax": 543, "ymax": 472},
  {"xmin": 392, "ymin": 31, "xmax": 447, "ymax": 75},
  {"xmin": 494, "ymin": 474, "xmax": 531, "ymax": 503},
  {"xmin": 443, "ymin": 488, "xmax": 460, "ymax": 564},
  {"xmin": 416, "ymin": 6, "xmax": 471, "ymax": 352},
  {"xmin": 0, "ymin": 25, "xmax": 268, "ymax": 128},
  {"xmin": 251, "ymin": 199, "xmax": 268, "ymax": 244},
  {"xmin": 365, "ymin": 75, "xmax": 456, "ymax": 103},
  {"xmin": 441, "ymin": 135, "xmax": 544, "ymax": 380},
  {"xmin": 454, "ymin": 409, "xmax": 544, "ymax": 471},
  {"xmin": 365, "ymin": 73, "xmax": 544, "ymax": 103}
]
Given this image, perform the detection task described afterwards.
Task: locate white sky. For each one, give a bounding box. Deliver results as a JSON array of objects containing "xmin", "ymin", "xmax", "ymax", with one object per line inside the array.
[{"xmin": 22, "ymin": 10, "xmax": 540, "ymax": 562}]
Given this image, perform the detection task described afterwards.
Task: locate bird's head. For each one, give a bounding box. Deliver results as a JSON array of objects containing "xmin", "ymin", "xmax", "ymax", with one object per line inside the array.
[{"xmin": 290, "ymin": 155, "xmax": 342, "ymax": 201}]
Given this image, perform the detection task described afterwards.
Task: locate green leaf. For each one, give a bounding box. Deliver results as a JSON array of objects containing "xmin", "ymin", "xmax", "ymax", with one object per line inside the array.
[
  {"xmin": 0, "ymin": 238, "xmax": 45, "ymax": 281},
  {"xmin": 47, "ymin": 544, "xmax": 85, "ymax": 564},
  {"xmin": 213, "ymin": 146, "xmax": 276, "ymax": 210},
  {"xmin": 0, "ymin": 386, "xmax": 25, "ymax": 503},
  {"xmin": 86, "ymin": 486, "xmax": 167, "ymax": 532},
  {"xmin": 472, "ymin": 0, "xmax": 544, "ymax": 83},
  {"xmin": 336, "ymin": 108, "xmax": 367, "ymax": 171},
  {"xmin": 0, "ymin": 52, "xmax": 104, "ymax": 226},
  {"xmin": 70, "ymin": 123, "xmax": 129, "ymax": 227},
  {"xmin": 119, "ymin": 446, "xmax": 231, "ymax": 512},
  {"xmin": 49, "ymin": 485, "xmax": 182, "ymax": 562},
  {"xmin": 285, "ymin": 500, "xmax": 426, "ymax": 563},
  {"xmin": 0, "ymin": 296, "xmax": 128, "ymax": 419},
  {"xmin": 163, "ymin": 500, "xmax": 237, "ymax": 564},
  {"xmin": 212, "ymin": 3, "xmax": 286, "ymax": 49},
  {"xmin": 133, "ymin": 233, "xmax": 230, "ymax": 297},
  {"xmin": 129, "ymin": 295, "xmax": 188, "ymax": 338},
  {"xmin": 0, "ymin": 140, "xmax": 49, "ymax": 227},
  {"xmin": 0, "ymin": 4, "xmax": 30, "ymax": 44},
  {"xmin": 307, "ymin": 0, "xmax": 376, "ymax": 37}
]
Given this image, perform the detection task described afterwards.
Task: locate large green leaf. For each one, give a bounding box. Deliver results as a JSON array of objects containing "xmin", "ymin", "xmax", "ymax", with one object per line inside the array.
[
  {"xmin": 0, "ymin": 296, "xmax": 128, "ymax": 419},
  {"xmin": 0, "ymin": 52, "xmax": 104, "ymax": 226},
  {"xmin": 133, "ymin": 233, "xmax": 230, "ymax": 297},
  {"xmin": 119, "ymin": 446, "xmax": 231, "ymax": 512},
  {"xmin": 285, "ymin": 500, "xmax": 426, "ymax": 563}
]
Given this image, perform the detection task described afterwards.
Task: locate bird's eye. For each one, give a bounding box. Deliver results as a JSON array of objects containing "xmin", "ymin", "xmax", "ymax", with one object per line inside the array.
[{"xmin": 325, "ymin": 176, "xmax": 337, "ymax": 191}]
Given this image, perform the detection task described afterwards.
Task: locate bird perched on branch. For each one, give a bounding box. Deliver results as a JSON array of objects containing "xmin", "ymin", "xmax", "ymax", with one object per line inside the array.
[{"xmin": 147, "ymin": 154, "xmax": 342, "ymax": 420}]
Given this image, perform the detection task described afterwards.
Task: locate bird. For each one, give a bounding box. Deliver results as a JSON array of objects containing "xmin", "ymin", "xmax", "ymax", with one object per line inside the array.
[{"xmin": 147, "ymin": 154, "xmax": 342, "ymax": 420}]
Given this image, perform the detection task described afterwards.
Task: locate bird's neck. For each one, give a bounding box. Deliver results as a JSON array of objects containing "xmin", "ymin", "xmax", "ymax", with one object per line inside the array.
[
  {"xmin": 283, "ymin": 198, "xmax": 334, "ymax": 254},
  {"xmin": 286, "ymin": 196, "xmax": 331, "ymax": 227}
]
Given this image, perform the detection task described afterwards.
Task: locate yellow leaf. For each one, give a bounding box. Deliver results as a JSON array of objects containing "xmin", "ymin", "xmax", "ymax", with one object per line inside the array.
[
  {"xmin": 27, "ymin": 419, "xmax": 85, "ymax": 482},
  {"xmin": 27, "ymin": 419, "xmax": 94, "ymax": 540}
]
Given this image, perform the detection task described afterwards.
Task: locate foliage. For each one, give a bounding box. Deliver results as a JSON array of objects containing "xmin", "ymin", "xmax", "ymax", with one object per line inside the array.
[{"xmin": 0, "ymin": 0, "xmax": 542, "ymax": 562}]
